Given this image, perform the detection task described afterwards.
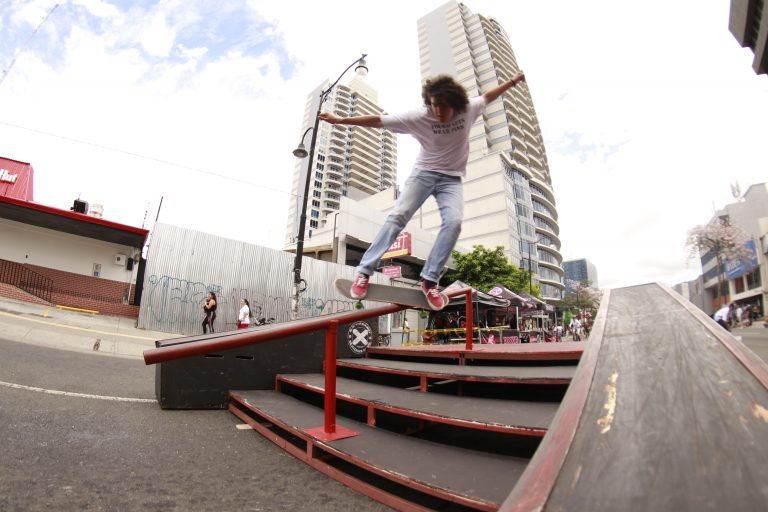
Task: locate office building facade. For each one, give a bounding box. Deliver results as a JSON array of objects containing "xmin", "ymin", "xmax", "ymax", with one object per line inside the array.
[
  {"xmin": 415, "ymin": 1, "xmax": 565, "ymax": 301},
  {"xmin": 699, "ymin": 183, "xmax": 767, "ymax": 315},
  {"xmin": 563, "ymin": 258, "xmax": 599, "ymax": 291}
]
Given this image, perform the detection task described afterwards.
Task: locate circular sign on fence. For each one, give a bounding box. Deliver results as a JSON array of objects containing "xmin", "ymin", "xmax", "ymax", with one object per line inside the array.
[{"xmin": 346, "ymin": 321, "xmax": 372, "ymax": 355}]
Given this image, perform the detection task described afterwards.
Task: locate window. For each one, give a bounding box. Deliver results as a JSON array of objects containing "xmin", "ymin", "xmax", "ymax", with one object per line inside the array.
[{"xmin": 746, "ymin": 267, "xmax": 762, "ymax": 289}]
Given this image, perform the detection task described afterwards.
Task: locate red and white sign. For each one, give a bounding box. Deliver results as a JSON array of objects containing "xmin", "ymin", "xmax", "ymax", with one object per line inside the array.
[
  {"xmin": 0, "ymin": 157, "xmax": 34, "ymax": 201},
  {"xmin": 381, "ymin": 266, "xmax": 402, "ymax": 278},
  {"xmin": 0, "ymin": 169, "xmax": 18, "ymax": 183},
  {"xmin": 382, "ymin": 232, "xmax": 411, "ymax": 259}
]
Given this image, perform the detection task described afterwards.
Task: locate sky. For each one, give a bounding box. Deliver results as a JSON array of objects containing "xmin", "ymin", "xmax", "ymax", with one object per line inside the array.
[{"xmin": 1, "ymin": 0, "xmax": 767, "ymax": 291}]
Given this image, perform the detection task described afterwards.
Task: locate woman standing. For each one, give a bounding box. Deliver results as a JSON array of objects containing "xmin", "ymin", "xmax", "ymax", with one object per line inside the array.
[
  {"xmin": 238, "ymin": 299, "xmax": 252, "ymax": 329},
  {"xmin": 202, "ymin": 292, "xmax": 217, "ymax": 334}
]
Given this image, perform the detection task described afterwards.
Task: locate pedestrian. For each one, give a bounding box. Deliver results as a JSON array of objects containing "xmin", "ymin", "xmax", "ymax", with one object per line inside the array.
[
  {"xmin": 237, "ymin": 298, "xmax": 252, "ymax": 329},
  {"xmin": 202, "ymin": 291, "xmax": 217, "ymax": 334},
  {"xmin": 319, "ymin": 71, "xmax": 526, "ymax": 310},
  {"xmin": 569, "ymin": 317, "xmax": 582, "ymax": 341},
  {"xmin": 554, "ymin": 322, "xmax": 564, "ymax": 341},
  {"xmin": 734, "ymin": 304, "xmax": 743, "ymax": 328},
  {"xmin": 713, "ymin": 303, "xmax": 732, "ymax": 331}
]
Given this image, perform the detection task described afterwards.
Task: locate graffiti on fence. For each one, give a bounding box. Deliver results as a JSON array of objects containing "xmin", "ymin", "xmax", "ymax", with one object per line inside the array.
[{"xmin": 141, "ymin": 274, "xmax": 358, "ymax": 334}]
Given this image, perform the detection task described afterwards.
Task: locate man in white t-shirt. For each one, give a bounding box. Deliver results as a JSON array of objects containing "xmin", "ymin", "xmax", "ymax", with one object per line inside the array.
[
  {"xmin": 319, "ymin": 72, "xmax": 526, "ymax": 310},
  {"xmin": 713, "ymin": 304, "xmax": 732, "ymax": 331},
  {"xmin": 569, "ymin": 317, "xmax": 582, "ymax": 341}
]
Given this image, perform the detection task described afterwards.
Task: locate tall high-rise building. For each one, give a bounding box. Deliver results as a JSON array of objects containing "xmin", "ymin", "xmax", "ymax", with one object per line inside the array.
[
  {"xmin": 285, "ymin": 73, "xmax": 397, "ymax": 248},
  {"xmin": 417, "ymin": 1, "xmax": 564, "ymax": 301},
  {"xmin": 729, "ymin": 0, "xmax": 768, "ymax": 75}
]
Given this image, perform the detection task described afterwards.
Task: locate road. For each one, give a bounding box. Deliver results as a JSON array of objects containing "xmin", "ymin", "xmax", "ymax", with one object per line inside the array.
[
  {"xmin": 0, "ymin": 300, "xmax": 390, "ymax": 512},
  {"xmin": 733, "ymin": 323, "xmax": 768, "ymax": 363},
  {"xmin": 1, "ymin": 297, "xmax": 766, "ymax": 511}
]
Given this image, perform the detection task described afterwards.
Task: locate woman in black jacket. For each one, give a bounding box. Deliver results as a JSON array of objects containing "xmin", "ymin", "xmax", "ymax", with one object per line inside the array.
[{"xmin": 202, "ymin": 292, "xmax": 217, "ymax": 334}]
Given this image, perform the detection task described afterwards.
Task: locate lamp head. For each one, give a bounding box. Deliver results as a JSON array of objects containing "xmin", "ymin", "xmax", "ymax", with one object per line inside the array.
[
  {"xmin": 292, "ymin": 143, "xmax": 308, "ymax": 159},
  {"xmin": 355, "ymin": 57, "xmax": 368, "ymax": 76}
]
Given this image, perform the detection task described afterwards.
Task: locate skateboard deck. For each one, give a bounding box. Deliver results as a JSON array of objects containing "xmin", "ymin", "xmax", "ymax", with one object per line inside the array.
[{"xmin": 334, "ymin": 279, "xmax": 446, "ymax": 310}]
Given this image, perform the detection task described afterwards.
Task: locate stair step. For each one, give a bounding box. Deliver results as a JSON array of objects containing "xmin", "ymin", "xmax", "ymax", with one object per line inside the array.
[
  {"xmin": 230, "ymin": 389, "xmax": 528, "ymax": 510},
  {"xmin": 278, "ymin": 373, "xmax": 557, "ymax": 436},
  {"xmin": 337, "ymin": 358, "xmax": 575, "ymax": 384}
]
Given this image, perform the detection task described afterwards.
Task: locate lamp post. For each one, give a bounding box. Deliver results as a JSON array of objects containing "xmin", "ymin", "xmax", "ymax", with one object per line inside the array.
[
  {"xmin": 527, "ymin": 236, "xmax": 545, "ymax": 294},
  {"xmin": 291, "ymin": 54, "xmax": 368, "ymax": 318}
]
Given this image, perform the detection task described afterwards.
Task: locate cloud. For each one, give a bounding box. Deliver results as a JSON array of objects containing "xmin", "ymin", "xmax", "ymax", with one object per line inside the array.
[{"xmin": 1, "ymin": 0, "xmax": 767, "ymax": 291}]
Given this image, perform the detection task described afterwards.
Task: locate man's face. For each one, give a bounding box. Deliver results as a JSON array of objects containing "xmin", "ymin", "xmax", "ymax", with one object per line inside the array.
[{"xmin": 429, "ymin": 97, "xmax": 454, "ymax": 123}]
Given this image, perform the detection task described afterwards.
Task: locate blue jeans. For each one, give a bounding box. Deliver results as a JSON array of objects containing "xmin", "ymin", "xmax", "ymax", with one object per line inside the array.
[{"xmin": 356, "ymin": 170, "xmax": 463, "ymax": 283}]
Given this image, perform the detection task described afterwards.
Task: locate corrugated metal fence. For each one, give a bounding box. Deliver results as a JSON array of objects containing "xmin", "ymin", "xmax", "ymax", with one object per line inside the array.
[{"xmin": 137, "ymin": 223, "xmax": 389, "ymax": 336}]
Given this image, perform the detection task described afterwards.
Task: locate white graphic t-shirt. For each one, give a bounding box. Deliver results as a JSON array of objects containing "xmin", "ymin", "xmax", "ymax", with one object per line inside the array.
[{"xmin": 381, "ymin": 96, "xmax": 486, "ymax": 178}]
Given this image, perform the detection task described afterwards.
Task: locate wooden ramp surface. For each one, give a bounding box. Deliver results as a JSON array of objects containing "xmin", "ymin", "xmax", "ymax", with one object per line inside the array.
[
  {"xmin": 503, "ymin": 283, "xmax": 768, "ymax": 511},
  {"xmin": 337, "ymin": 357, "xmax": 576, "ymax": 384},
  {"xmin": 278, "ymin": 373, "xmax": 559, "ymax": 434},
  {"xmin": 232, "ymin": 390, "xmax": 528, "ymax": 508}
]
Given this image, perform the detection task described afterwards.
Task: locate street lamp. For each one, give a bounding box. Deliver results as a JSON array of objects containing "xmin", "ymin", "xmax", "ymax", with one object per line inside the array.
[{"xmin": 290, "ymin": 53, "xmax": 368, "ymax": 318}]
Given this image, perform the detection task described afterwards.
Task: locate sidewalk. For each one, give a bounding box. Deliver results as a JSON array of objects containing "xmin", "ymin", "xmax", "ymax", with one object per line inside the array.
[{"xmin": 0, "ymin": 296, "xmax": 179, "ymax": 359}]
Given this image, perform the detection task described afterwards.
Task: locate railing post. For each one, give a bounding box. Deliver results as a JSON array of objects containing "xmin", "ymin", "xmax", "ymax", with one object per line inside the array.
[
  {"xmin": 324, "ymin": 320, "xmax": 338, "ymax": 434},
  {"xmin": 303, "ymin": 319, "xmax": 359, "ymax": 442},
  {"xmin": 465, "ymin": 288, "xmax": 473, "ymax": 351}
]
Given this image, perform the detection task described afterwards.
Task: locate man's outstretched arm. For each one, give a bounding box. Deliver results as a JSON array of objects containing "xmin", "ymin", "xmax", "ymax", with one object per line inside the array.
[
  {"xmin": 318, "ymin": 112, "xmax": 383, "ymax": 128},
  {"xmin": 482, "ymin": 72, "xmax": 526, "ymax": 104}
]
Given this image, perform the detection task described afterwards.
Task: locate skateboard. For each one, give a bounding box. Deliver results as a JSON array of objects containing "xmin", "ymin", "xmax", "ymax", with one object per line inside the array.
[{"xmin": 334, "ymin": 279, "xmax": 447, "ymax": 311}]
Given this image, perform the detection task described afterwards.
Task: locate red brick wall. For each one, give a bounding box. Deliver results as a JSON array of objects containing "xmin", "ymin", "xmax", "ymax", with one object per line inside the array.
[
  {"xmin": 0, "ymin": 261, "xmax": 139, "ymax": 318},
  {"xmin": 0, "ymin": 282, "xmax": 51, "ymax": 305}
]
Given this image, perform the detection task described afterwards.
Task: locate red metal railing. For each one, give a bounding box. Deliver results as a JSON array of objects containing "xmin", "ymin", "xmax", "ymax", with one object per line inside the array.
[{"xmin": 144, "ymin": 287, "xmax": 474, "ymax": 438}]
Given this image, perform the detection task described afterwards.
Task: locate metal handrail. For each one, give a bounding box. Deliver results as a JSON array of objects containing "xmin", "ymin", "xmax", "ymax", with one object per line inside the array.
[
  {"xmin": 143, "ymin": 286, "xmax": 474, "ymax": 437},
  {"xmin": 0, "ymin": 259, "xmax": 53, "ymax": 303}
]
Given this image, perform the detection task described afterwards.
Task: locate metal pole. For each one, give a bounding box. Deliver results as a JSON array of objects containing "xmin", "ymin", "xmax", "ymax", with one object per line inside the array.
[
  {"xmin": 528, "ymin": 243, "xmax": 532, "ymax": 293},
  {"xmin": 291, "ymin": 120, "xmax": 320, "ymax": 317},
  {"xmin": 291, "ymin": 54, "xmax": 368, "ymax": 319},
  {"xmin": 465, "ymin": 288, "xmax": 473, "ymax": 351},
  {"xmin": 323, "ymin": 320, "xmax": 338, "ymax": 434}
]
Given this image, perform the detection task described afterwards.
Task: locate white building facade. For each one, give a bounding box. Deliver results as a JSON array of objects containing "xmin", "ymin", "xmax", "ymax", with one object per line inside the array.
[
  {"xmin": 415, "ymin": 1, "xmax": 565, "ymax": 301},
  {"xmin": 285, "ymin": 74, "xmax": 397, "ymax": 249},
  {"xmin": 699, "ymin": 183, "xmax": 768, "ymax": 316}
]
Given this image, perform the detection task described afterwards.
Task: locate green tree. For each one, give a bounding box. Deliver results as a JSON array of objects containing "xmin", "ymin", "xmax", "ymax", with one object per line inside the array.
[
  {"xmin": 562, "ymin": 279, "xmax": 601, "ymax": 315},
  {"xmin": 444, "ymin": 245, "xmax": 533, "ymax": 295}
]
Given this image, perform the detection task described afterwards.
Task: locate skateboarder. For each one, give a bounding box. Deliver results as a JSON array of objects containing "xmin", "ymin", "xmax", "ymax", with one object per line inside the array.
[{"xmin": 319, "ymin": 72, "xmax": 526, "ymax": 310}]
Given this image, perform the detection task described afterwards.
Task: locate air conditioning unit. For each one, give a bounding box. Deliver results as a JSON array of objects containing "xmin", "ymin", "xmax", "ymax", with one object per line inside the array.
[
  {"xmin": 72, "ymin": 199, "xmax": 88, "ymax": 214},
  {"xmin": 114, "ymin": 254, "xmax": 127, "ymax": 265}
]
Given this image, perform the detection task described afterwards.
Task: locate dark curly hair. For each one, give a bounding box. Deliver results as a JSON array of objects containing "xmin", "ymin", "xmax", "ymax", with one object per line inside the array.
[{"xmin": 421, "ymin": 75, "xmax": 469, "ymax": 114}]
